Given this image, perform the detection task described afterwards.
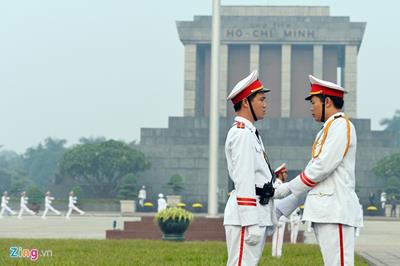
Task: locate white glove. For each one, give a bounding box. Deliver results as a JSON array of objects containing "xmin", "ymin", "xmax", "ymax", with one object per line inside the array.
[
  {"xmin": 245, "ymin": 224, "xmax": 262, "ymax": 246},
  {"xmin": 274, "ymin": 182, "xmax": 291, "ymax": 199}
]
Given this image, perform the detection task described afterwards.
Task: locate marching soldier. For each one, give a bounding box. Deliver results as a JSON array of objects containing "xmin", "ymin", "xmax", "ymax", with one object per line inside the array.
[
  {"xmin": 224, "ymin": 70, "xmax": 288, "ymax": 266},
  {"xmin": 0, "ymin": 191, "xmax": 16, "ymax": 218},
  {"xmin": 17, "ymin": 191, "xmax": 36, "ymax": 219},
  {"xmin": 41, "ymin": 191, "xmax": 61, "ymax": 219},
  {"xmin": 66, "ymin": 191, "xmax": 85, "ymax": 219},
  {"xmin": 275, "ymin": 75, "xmax": 363, "ymax": 266}
]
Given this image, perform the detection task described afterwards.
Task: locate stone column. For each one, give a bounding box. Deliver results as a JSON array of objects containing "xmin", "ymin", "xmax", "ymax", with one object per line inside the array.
[
  {"xmin": 183, "ymin": 44, "xmax": 197, "ymax": 116},
  {"xmin": 344, "ymin": 45, "xmax": 358, "ymax": 118},
  {"xmin": 313, "ymin": 45, "xmax": 323, "ymax": 78},
  {"xmin": 219, "ymin": 44, "xmax": 228, "ymax": 117},
  {"xmin": 281, "ymin": 44, "xmax": 291, "ymax": 117},
  {"xmin": 250, "ymin": 44, "xmax": 260, "ymax": 72}
]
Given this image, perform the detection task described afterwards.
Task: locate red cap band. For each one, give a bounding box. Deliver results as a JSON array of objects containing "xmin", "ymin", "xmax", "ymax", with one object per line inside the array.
[
  {"xmin": 310, "ymin": 84, "xmax": 344, "ymax": 98},
  {"xmin": 232, "ymin": 79, "xmax": 263, "ymax": 105},
  {"xmin": 275, "ymin": 167, "xmax": 287, "ymax": 175}
]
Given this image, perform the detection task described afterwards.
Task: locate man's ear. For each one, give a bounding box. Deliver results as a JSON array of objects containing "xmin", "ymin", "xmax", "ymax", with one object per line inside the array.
[
  {"xmin": 242, "ymin": 98, "xmax": 249, "ymax": 108},
  {"xmin": 325, "ymin": 97, "xmax": 332, "ymax": 108}
]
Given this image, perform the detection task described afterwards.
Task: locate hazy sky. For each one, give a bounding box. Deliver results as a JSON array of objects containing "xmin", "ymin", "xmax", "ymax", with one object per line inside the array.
[{"xmin": 0, "ymin": 0, "xmax": 399, "ymax": 153}]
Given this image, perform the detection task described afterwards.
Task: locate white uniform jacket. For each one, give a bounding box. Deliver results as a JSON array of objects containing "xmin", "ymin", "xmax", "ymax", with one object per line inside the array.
[
  {"xmin": 224, "ymin": 116, "xmax": 277, "ymax": 227},
  {"xmin": 20, "ymin": 196, "xmax": 28, "ymax": 207},
  {"xmin": 45, "ymin": 196, "xmax": 55, "ymax": 206},
  {"xmin": 68, "ymin": 196, "xmax": 77, "ymax": 208},
  {"xmin": 288, "ymin": 112, "xmax": 362, "ymax": 227},
  {"xmin": 1, "ymin": 196, "xmax": 10, "ymax": 207}
]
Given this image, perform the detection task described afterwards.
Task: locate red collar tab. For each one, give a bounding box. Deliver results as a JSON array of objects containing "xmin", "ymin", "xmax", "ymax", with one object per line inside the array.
[{"xmin": 235, "ymin": 121, "xmax": 245, "ymax": 129}]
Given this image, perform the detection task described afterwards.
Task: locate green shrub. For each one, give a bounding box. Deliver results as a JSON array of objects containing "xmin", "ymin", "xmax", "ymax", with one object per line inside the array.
[{"xmin": 154, "ymin": 207, "xmax": 193, "ymax": 223}]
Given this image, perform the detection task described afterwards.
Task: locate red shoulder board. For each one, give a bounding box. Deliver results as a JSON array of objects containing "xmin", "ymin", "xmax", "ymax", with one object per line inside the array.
[{"xmin": 235, "ymin": 121, "xmax": 245, "ymax": 129}]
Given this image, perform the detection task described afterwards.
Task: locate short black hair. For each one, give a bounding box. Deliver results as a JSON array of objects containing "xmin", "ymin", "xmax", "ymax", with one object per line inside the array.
[
  {"xmin": 314, "ymin": 95, "xmax": 344, "ymax": 109},
  {"xmin": 233, "ymin": 92, "xmax": 259, "ymax": 112}
]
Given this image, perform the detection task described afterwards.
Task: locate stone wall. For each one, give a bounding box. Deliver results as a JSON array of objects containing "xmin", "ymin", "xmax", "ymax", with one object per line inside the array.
[{"xmin": 137, "ymin": 116, "xmax": 399, "ymax": 211}]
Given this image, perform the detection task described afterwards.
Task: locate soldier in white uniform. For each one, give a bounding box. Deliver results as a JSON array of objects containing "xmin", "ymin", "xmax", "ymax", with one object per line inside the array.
[
  {"xmin": 0, "ymin": 191, "xmax": 16, "ymax": 218},
  {"xmin": 157, "ymin": 193, "xmax": 167, "ymax": 213},
  {"xmin": 271, "ymin": 163, "xmax": 289, "ymax": 258},
  {"xmin": 275, "ymin": 75, "xmax": 363, "ymax": 266},
  {"xmin": 18, "ymin": 191, "xmax": 36, "ymax": 219},
  {"xmin": 289, "ymin": 207, "xmax": 301, "ymax": 244},
  {"xmin": 224, "ymin": 70, "xmax": 288, "ymax": 266},
  {"xmin": 380, "ymin": 191, "xmax": 387, "ymax": 210},
  {"xmin": 66, "ymin": 191, "xmax": 85, "ymax": 219},
  {"xmin": 138, "ymin": 185, "xmax": 146, "ymax": 207},
  {"xmin": 41, "ymin": 191, "xmax": 61, "ymax": 219}
]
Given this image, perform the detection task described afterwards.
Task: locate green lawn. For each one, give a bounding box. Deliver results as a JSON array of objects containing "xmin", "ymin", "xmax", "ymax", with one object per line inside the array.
[{"xmin": 0, "ymin": 239, "xmax": 368, "ymax": 265}]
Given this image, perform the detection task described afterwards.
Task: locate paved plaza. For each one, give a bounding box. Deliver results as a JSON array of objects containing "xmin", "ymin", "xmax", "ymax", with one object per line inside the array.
[{"xmin": 0, "ymin": 213, "xmax": 399, "ymax": 265}]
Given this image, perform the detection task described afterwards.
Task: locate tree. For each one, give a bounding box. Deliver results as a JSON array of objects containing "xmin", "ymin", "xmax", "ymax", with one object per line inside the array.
[
  {"xmin": 22, "ymin": 138, "xmax": 67, "ymax": 186},
  {"xmin": 373, "ymin": 152, "xmax": 400, "ymax": 195},
  {"xmin": 59, "ymin": 140, "xmax": 150, "ymax": 198},
  {"xmin": 380, "ymin": 109, "xmax": 400, "ymax": 132},
  {"xmin": 385, "ymin": 176, "xmax": 400, "ymax": 195},
  {"xmin": 79, "ymin": 136, "xmax": 107, "ymax": 145},
  {"xmin": 373, "ymin": 152, "xmax": 400, "ymax": 179},
  {"xmin": 0, "ymin": 150, "xmax": 25, "ymax": 192},
  {"xmin": 27, "ymin": 186, "xmax": 43, "ymax": 206},
  {"xmin": 168, "ymin": 174, "xmax": 184, "ymax": 195},
  {"xmin": 117, "ymin": 174, "xmax": 138, "ymax": 200},
  {"xmin": 9, "ymin": 173, "xmax": 31, "ymax": 196}
]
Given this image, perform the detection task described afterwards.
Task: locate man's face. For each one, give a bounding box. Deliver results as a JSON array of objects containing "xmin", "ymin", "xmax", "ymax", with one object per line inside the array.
[
  {"xmin": 250, "ymin": 92, "xmax": 267, "ymax": 120},
  {"xmin": 277, "ymin": 171, "xmax": 288, "ymax": 182},
  {"xmin": 310, "ymin": 96, "xmax": 323, "ymax": 122}
]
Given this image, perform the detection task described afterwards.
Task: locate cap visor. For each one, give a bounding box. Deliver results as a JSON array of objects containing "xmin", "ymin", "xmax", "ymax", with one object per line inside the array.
[{"xmin": 305, "ymin": 95, "xmax": 312, "ymax": 100}]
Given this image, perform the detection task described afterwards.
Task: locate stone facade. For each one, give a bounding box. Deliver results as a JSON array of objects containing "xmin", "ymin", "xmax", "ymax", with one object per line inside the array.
[{"xmin": 176, "ymin": 6, "xmax": 366, "ymax": 118}]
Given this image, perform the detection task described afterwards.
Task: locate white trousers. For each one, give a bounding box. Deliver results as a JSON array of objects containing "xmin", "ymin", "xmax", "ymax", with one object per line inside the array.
[
  {"xmin": 290, "ymin": 222, "xmax": 300, "ymax": 244},
  {"xmin": 18, "ymin": 204, "xmax": 35, "ymax": 218},
  {"xmin": 0, "ymin": 205, "xmax": 16, "ymax": 217},
  {"xmin": 139, "ymin": 198, "xmax": 145, "ymax": 207},
  {"xmin": 66, "ymin": 205, "xmax": 84, "ymax": 218},
  {"xmin": 42, "ymin": 204, "xmax": 61, "ymax": 217},
  {"xmin": 225, "ymin": 225, "xmax": 267, "ymax": 266},
  {"xmin": 313, "ymin": 223, "xmax": 355, "ymax": 266},
  {"xmin": 271, "ymin": 223, "xmax": 285, "ymax": 257}
]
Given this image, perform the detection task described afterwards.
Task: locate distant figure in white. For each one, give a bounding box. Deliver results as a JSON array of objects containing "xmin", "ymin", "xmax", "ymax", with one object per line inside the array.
[
  {"xmin": 272, "ymin": 215, "xmax": 287, "ymax": 258},
  {"xmin": 138, "ymin": 185, "xmax": 146, "ymax": 207},
  {"xmin": 0, "ymin": 191, "xmax": 16, "ymax": 218},
  {"xmin": 157, "ymin": 193, "xmax": 167, "ymax": 213},
  {"xmin": 18, "ymin": 191, "xmax": 36, "ymax": 219},
  {"xmin": 272, "ymin": 163, "xmax": 289, "ymax": 258},
  {"xmin": 289, "ymin": 207, "xmax": 301, "ymax": 244},
  {"xmin": 380, "ymin": 191, "xmax": 387, "ymax": 210},
  {"xmin": 41, "ymin": 191, "xmax": 61, "ymax": 219},
  {"xmin": 66, "ymin": 191, "xmax": 84, "ymax": 219}
]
